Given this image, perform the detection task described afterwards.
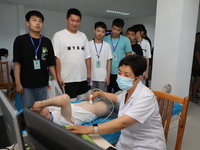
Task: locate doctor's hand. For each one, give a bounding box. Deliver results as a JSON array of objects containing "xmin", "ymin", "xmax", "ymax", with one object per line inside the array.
[
  {"xmin": 67, "ymin": 125, "xmax": 93, "ymax": 135},
  {"xmin": 87, "ymin": 91, "xmax": 100, "ymax": 101}
]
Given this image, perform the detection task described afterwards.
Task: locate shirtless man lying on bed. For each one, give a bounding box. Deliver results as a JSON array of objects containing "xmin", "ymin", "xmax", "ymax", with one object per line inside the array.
[{"xmin": 32, "ymin": 94, "xmax": 119, "ymax": 126}]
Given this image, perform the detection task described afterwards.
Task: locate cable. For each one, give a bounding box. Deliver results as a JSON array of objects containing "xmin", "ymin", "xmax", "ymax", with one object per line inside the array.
[{"xmin": 91, "ymin": 88, "xmax": 115, "ymax": 124}]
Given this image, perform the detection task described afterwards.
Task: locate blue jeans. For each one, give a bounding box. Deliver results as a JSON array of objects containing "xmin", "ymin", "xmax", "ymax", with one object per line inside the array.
[{"xmin": 21, "ymin": 86, "xmax": 47, "ymax": 108}]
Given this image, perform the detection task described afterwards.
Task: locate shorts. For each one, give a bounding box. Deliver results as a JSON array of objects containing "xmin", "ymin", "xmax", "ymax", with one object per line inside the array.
[
  {"xmin": 192, "ymin": 69, "xmax": 200, "ymax": 77},
  {"xmin": 48, "ymin": 104, "xmax": 97, "ymax": 126},
  {"xmin": 64, "ymin": 81, "xmax": 90, "ymax": 99},
  {"xmin": 99, "ymin": 99, "xmax": 119, "ymax": 118}
]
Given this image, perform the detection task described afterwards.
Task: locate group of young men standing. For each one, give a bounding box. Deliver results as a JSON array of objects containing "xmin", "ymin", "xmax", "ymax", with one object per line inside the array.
[{"xmin": 13, "ymin": 8, "xmax": 151, "ymax": 108}]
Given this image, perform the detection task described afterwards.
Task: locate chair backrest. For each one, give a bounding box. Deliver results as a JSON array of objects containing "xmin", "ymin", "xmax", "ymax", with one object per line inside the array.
[
  {"xmin": 0, "ymin": 61, "xmax": 15, "ymax": 99},
  {"xmin": 0, "ymin": 61, "xmax": 10, "ymax": 84},
  {"xmin": 152, "ymin": 91, "xmax": 189, "ymax": 150}
]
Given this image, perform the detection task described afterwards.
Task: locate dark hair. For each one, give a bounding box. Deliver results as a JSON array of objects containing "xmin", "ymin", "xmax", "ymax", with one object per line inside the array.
[
  {"xmin": 94, "ymin": 21, "xmax": 107, "ymax": 30},
  {"xmin": 138, "ymin": 24, "xmax": 146, "ymax": 31},
  {"xmin": 119, "ymin": 55, "xmax": 147, "ymax": 77},
  {"xmin": 66, "ymin": 8, "xmax": 82, "ymax": 19},
  {"xmin": 126, "ymin": 27, "xmax": 134, "ymax": 33},
  {"xmin": 25, "ymin": 10, "xmax": 44, "ymax": 22},
  {"xmin": 0, "ymin": 48, "xmax": 9, "ymax": 61},
  {"xmin": 112, "ymin": 18, "xmax": 124, "ymax": 28},
  {"xmin": 143, "ymin": 28, "xmax": 147, "ymax": 35},
  {"xmin": 132, "ymin": 24, "xmax": 142, "ymax": 33},
  {"xmin": 196, "ymin": 32, "xmax": 200, "ymax": 35}
]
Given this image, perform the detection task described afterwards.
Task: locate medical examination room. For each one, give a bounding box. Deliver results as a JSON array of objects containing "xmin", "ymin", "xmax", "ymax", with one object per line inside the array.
[{"xmin": 0, "ymin": 0, "xmax": 200, "ymax": 150}]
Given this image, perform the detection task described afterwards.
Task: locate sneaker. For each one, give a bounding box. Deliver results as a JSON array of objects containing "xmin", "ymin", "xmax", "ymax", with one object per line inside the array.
[{"xmin": 190, "ymin": 95, "xmax": 200, "ymax": 103}]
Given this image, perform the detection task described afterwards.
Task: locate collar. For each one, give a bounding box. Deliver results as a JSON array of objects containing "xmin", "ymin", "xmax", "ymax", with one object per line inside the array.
[{"xmin": 122, "ymin": 81, "xmax": 143, "ymax": 100}]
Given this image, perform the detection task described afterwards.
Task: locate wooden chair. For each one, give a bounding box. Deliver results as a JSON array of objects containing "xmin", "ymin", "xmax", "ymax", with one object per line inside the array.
[
  {"xmin": 152, "ymin": 91, "xmax": 189, "ymax": 150},
  {"xmin": 0, "ymin": 62, "xmax": 15, "ymax": 99}
]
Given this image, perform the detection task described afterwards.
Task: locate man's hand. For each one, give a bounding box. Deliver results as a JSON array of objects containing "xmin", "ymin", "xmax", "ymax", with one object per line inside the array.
[
  {"xmin": 87, "ymin": 76, "xmax": 91, "ymax": 86},
  {"xmin": 105, "ymin": 76, "xmax": 110, "ymax": 86},
  {"xmin": 143, "ymin": 71, "xmax": 148, "ymax": 80},
  {"xmin": 16, "ymin": 83, "xmax": 24, "ymax": 95},
  {"xmin": 57, "ymin": 77, "xmax": 65, "ymax": 92}
]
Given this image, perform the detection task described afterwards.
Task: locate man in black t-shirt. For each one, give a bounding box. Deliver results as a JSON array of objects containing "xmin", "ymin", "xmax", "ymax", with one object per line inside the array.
[
  {"xmin": 13, "ymin": 10, "xmax": 56, "ymax": 108},
  {"xmin": 126, "ymin": 27, "xmax": 143, "ymax": 57}
]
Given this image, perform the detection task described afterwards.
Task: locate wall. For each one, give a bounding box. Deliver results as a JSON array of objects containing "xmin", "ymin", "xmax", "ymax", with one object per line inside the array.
[{"xmin": 0, "ymin": 4, "xmax": 19, "ymax": 60}]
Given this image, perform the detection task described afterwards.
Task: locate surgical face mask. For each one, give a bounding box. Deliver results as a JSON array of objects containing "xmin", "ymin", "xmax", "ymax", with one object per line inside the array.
[{"xmin": 116, "ymin": 75, "xmax": 136, "ymax": 90}]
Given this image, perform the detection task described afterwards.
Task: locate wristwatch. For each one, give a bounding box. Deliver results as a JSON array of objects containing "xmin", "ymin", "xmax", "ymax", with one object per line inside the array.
[{"xmin": 93, "ymin": 124, "xmax": 98, "ymax": 134}]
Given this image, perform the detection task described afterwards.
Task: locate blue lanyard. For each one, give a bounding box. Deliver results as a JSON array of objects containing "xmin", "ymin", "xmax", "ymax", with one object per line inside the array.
[
  {"xmin": 94, "ymin": 40, "xmax": 103, "ymax": 59},
  {"xmin": 110, "ymin": 35, "xmax": 120, "ymax": 52},
  {"xmin": 138, "ymin": 39, "xmax": 142, "ymax": 45},
  {"xmin": 29, "ymin": 34, "xmax": 42, "ymax": 59}
]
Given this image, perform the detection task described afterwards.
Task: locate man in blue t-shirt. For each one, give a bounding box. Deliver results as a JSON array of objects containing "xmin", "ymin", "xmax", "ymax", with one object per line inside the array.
[{"xmin": 103, "ymin": 18, "xmax": 132, "ymax": 93}]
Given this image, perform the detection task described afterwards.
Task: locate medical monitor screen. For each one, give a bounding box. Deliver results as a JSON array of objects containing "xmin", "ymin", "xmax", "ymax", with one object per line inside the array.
[
  {"xmin": 23, "ymin": 108, "xmax": 103, "ymax": 150},
  {"xmin": 0, "ymin": 91, "xmax": 24, "ymax": 150}
]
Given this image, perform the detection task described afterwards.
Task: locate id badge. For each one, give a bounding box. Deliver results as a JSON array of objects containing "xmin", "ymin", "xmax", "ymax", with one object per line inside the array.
[
  {"xmin": 33, "ymin": 60, "xmax": 41, "ymax": 70},
  {"xmin": 113, "ymin": 53, "xmax": 118, "ymax": 61},
  {"xmin": 96, "ymin": 60, "xmax": 101, "ymax": 68}
]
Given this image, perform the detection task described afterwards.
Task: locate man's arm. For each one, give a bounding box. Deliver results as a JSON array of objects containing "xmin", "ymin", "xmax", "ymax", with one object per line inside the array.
[
  {"xmin": 143, "ymin": 58, "xmax": 149, "ymax": 80},
  {"xmin": 32, "ymin": 94, "xmax": 72, "ymax": 123},
  {"xmin": 126, "ymin": 51, "xmax": 132, "ymax": 56},
  {"xmin": 85, "ymin": 58, "xmax": 91, "ymax": 85},
  {"xmin": 48, "ymin": 65, "xmax": 57, "ymax": 80},
  {"xmin": 105, "ymin": 59, "xmax": 111, "ymax": 86},
  {"xmin": 55, "ymin": 57, "xmax": 64, "ymax": 91},
  {"xmin": 14, "ymin": 62, "xmax": 23, "ymax": 95}
]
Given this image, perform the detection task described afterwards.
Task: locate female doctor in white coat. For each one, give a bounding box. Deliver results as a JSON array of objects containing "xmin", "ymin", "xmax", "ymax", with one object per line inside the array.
[{"xmin": 68, "ymin": 55, "xmax": 166, "ymax": 150}]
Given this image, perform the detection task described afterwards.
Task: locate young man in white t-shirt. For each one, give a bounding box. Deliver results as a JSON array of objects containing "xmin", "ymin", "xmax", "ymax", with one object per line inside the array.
[
  {"xmin": 89, "ymin": 22, "xmax": 112, "ymax": 92},
  {"xmin": 132, "ymin": 24, "xmax": 151, "ymax": 84},
  {"xmin": 52, "ymin": 8, "xmax": 91, "ymax": 101}
]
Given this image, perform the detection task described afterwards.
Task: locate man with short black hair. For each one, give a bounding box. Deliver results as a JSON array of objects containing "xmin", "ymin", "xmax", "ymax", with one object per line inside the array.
[
  {"xmin": 52, "ymin": 8, "xmax": 91, "ymax": 101},
  {"xmin": 133, "ymin": 24, "xmax": 151, "ymax": 84},
  {"xmin": 103, "ymin": 18, "xmax": 132, "ymax": 93},
  {"xmin": 13, "ymin": 10, "xmax": 56, "ymax": 108},
  {"xmin": 126, "ymin": 27, "xmax": 143, "ymax": 57}
]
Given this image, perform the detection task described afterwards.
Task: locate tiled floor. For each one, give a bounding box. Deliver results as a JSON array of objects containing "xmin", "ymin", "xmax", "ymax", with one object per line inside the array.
[{"xmin": 0, "ymin": 90, "xmax": 200, "ymax": 149}]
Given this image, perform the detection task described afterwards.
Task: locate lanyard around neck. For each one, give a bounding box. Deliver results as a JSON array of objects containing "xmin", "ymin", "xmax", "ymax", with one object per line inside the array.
[
  {"xmin": 93, "ymin": 40, "xmax": 103, "ymax": 59},
  {"xmin": 110, "ymin": 35, "xmax": 120, "ymax": 52},
  {"xmin": 29, "ymin": 33, "xmax": 42, "ymax": 59},
  {"xmin": 138, "ymin": 39, "xmax": 143, "ymax": 45}
]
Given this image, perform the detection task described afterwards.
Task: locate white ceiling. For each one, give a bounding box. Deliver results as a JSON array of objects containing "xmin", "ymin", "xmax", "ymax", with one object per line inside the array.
[{"xmin": 0, "ymin": 0, "xmax": 157, "ymax": 19}]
